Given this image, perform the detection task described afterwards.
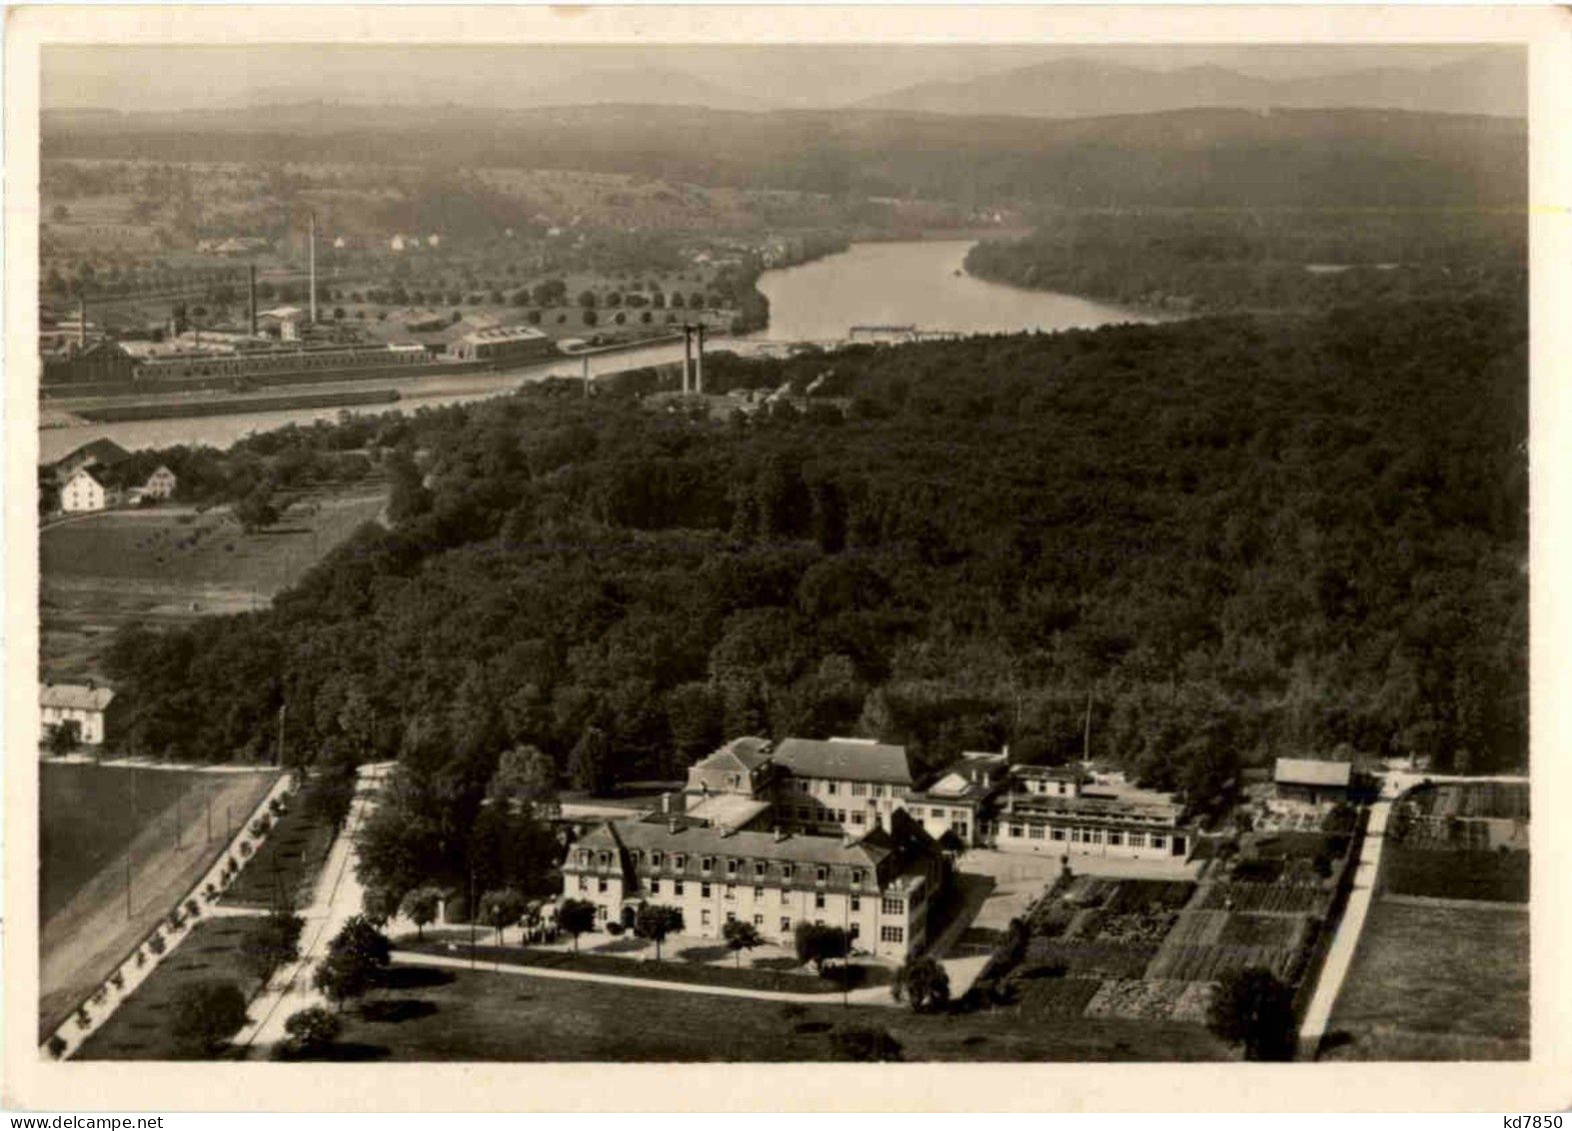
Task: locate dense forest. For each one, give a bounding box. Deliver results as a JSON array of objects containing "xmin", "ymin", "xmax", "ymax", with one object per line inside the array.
[
  {"xmin": 965, "ymin": 209, "xmax": 1527, "ymax": 314},
  {"xmin": 44, "ymin": 105, "xmax": 1525, "ymax": 211},
  {"xmin": 102, "ymin": 290, "xmax": 1528, "ymax": 811}
]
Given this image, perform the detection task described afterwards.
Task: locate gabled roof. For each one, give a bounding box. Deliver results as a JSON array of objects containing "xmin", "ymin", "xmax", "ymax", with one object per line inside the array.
[
  {"xmin": 67, "ymin": 465, "xmax": 114, "ymax": 489},
  {"xmin": 695, "ymin": 735, "xmax": 773, "ymax": 774},
  {"xmin": 41, "ymin": 683, "xmax": 115, "ymax": 711},
  {"xmin": 772, "ymin": 737, "xmax": 913, "ymax": 786},
  {"xmin": 55, "ymin": 437, "xmax": 131, "ymax": 472},
  {"xmin": 1275, "ymin": 758, "xmax": 1352, "ymax": 788},
  {"xmin": 581, "ymin": 818, "xmax": 897, "ymax": 870}
]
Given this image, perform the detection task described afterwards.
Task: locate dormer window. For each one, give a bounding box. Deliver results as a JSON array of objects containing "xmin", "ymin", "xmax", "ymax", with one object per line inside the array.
[
  {"xmin": 815, "ymin": 867, "xmax": 828, "ymax": 884},
  {"xmin": 652, "ymin": 851, "xmax": 663, "ymax": 867},
  {"xmin": 701, "ymin": 856, "xmax": 714, "ymax": 874},
  {"xmin": 675, "ymin": 854, "xmax": 686, "ymax": 870},
  {"xmin": 851, "ymin": 869, "xmax": 864, "ymax": 888},
  {"xmin": 726, "ymin": 859, "xmax": 738, "ymax": 877},
  {"xmin": 597, "ymin": 852, "xmax": 610, "ymax": 868},
  {"xmin": 754, "ymin": 861, "xmax": 767, "ymax": 879},
  {"xmin": 782, "ymin": 864, "xmax": 795, "ymax": 881}
]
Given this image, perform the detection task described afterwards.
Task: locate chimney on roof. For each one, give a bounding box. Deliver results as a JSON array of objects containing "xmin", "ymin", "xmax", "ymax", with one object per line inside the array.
[
  {"xmin": 661, "ymin": 792, "xmax": 671, "ymax": 814},
  {"xmin": 87, "ymin": 678, "xmax": 96, "ymax": 691},
  {"xmin": 667, "ymin": 816, "xmax": 681, "ymax": 834},
  {"xmin": 773, "ymin": 826, "xmax": 786, "ymax": 842},
  {"xmin": 842, "ymin": 829, "xmax": 854, "ymax": 847}
]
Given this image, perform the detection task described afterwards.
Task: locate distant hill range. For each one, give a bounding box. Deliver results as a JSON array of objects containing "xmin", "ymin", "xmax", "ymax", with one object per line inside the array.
[
  {"xmin": 856, "ymin": 52, "xmax": 1526, "ymax": 120},
  {"xmin": 43, "ymin": 103, "xmax": 1525, "ymax": 210}
]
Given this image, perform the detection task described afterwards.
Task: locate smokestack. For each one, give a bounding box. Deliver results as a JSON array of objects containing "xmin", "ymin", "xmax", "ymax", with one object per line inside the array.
[
  {"xmin": 248, "ymin": 264, "xmax": 258, "ymax": 336},
  {"xmin": 308, "ymin": 213, "xmax": 318, "ymax": 325},
  {"xmin": 695, "ymin": 323, "xmax": 705, "ymax": 394},
  {"xmin": 682, "ymin": 325, "xmax": 693, "ymax": 394}
]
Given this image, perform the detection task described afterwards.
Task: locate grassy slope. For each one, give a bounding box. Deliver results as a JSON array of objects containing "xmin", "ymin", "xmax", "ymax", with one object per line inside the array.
[{"xmin": 1322, "ymin": 899, "xmax": 1529, "ymax": 1061}]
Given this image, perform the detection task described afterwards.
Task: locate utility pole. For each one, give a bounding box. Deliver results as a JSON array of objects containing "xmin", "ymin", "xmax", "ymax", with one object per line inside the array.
[
  {"xmin": 1082, "ymin": 689, "xmax": 1094, "ymax": 764},
  {"xmin": 582, "ymin": 353, "xmax": 590, "ymax": 397},
  {"xmin": 277, "ymin": 703, "xmax": 286, "ymax": 769},
  {"xmin": 682, "ymin": 324, "xmax": 693, "ymax": 393},
  {"xmin": 695, "ymin": 322, "xmax": 706, "ymax": 394}
]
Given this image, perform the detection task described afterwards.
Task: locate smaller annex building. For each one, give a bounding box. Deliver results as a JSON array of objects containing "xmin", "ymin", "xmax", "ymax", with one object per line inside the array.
[
  {"xmin": 447, "ymin": 325, "xmax": 556, "ymax": 364},
  {"xmin": 1273, "ymin": 758, "xmax": 1353, "ymax": 809},
  {"xmin": 990, "ymin": 766, "xmax": 1189, "ymax": 861},
  {"xmin": 40, "ymin": 680, "xmax": 117, "ymax": 746}
]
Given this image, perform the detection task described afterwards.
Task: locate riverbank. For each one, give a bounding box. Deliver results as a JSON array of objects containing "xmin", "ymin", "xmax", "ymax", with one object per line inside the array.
[{"xmin": 76, "ymin": 388, "xmax": 399, "ymax": 423}]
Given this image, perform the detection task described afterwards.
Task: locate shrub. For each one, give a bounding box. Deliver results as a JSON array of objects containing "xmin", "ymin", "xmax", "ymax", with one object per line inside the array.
[
  {"xmin": 46, "ymin": 1035, "xmax": 67, "ymax": 1059},
  {"xmin": 134, "ymin": 948, "xmax": 147, "ymax": 968},
  {"xmin": 281, "ymin": 1006, "xmax": 342, "ymax": 1059},
  {"xmin": 250, "ymin": 815, "xmax": 272, "ymax": 837},
  {"xmin": 109, "ymin": 971, "xmax": 125, "ymax": 990},
  {"xmin": 148, "ymin": 933, "xmax": 167, "ymax": 956},
  {"xmin": 186, "ymin": 898, "xmax": 202, "ymax": 918},
  {"xmin": 605, "ymin": 921, "xmax": 624, "ymax": 936},
  {"xmin": 270, "ymin": 797, "xmax": 287, "ymax": 816},
  {"xmin": 239, "ymin": 841, "xmax": 253, "ymax": 858},
  {"xmin": 75, "ymin": 1007, "xmax": 91, "ymax": 1030},
  {"xmin": 830, "ymin": 1025, "xmax": 903, "ymax": 1062},
  {"xmin": 90, "ymin": 986, "xmax": 108, "ymax": 1006},
  {"xmin": 168, "ymin": 908, "xmax": 185, "ymax": 931}
]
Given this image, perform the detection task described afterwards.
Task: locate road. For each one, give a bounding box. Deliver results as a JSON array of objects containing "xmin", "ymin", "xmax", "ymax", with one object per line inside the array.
[
  {"xmin": 1296, "ymin": 798, "xmax": 1391, "ymax": 1059},
  {"xmin": 231, "ymin": 762, "xmax": 392, "ymax": 1056}
]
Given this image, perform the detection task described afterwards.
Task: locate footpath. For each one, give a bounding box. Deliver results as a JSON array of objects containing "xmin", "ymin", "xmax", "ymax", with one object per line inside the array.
[
  {"xmin": 392, "ymin": 949, "xmax": 899, "ymax": 1008},
  {"xmin": 231, "ymin": 762, "xmax": 393, "ymax": 1056},
  {"xmin": 1295, "ymin": 798, "xmax": 1391, "ymax": 1059}
]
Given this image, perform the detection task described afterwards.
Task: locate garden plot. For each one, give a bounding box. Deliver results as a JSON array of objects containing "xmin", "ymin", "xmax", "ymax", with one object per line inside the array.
[
  {"xmin": 1085, "ymin": 978, "xmax": 1214, "ymax": 1023},
  {"xmin": 1197, "ymin": 882, "xmax": 1325, "ymax": 914}
]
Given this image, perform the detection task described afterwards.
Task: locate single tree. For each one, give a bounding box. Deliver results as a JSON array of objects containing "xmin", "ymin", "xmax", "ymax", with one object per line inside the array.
[
  {"xmin": 487, "ymin": 745, "xmax": 559, "ymax": 817},
  {"xmin": 722, "ymin": 918, "xmax": 764, "ymax": 968},
  {"xmin": 793, "ymin": 922, "xmax": 849, "ymax": 975},
  {"xmin": 169, "ymin": 980, "xmax": 249, "ymax": 1056},
  {"xmin": 232, "ymin": 487, "xmax": 280, "ymax": 534},
  {"xmin": 556, "ymin": 898, "xmax": 598, "ymax": 953},
  {"xmin": 238, "ymin": 909, "xmax": 304, "ymax": 984},
  {"xmin": 634, "ymin": 903, "xmax": 686, "ymax": 961},
  {"xmin": 281, "ymin": 1005, "xmax": 342, "ymax": 1058},
  {"xmin": 567, "ymin": 726, "xmax": 612, "ymax": 795},
  {"xmin": 314, "ymin": 915, "xmax": 391, "ymax": 1011},
  {"xmin": 401, "ymin": 886, "xmax": 442, "ymax": 940},
  {"xmin": 45, "ymin": 719, "xmax": 81, "ymax": 757},
  {"xmin": 892, "ymin": 956, "xmax": 951, "ymax": 1013},
  {"xmin": 1207, "ymin": 966, "xmax": 1296, "ymax": 1061},
  {"xmin": 478, "ymin": 887, "xmax": 528, "ymax": 943}
]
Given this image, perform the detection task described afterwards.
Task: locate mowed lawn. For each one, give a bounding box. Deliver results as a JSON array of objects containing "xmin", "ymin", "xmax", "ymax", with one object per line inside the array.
[
  {"xmin": 39, "ymin": 765, "xmax": 279, "ymax": 1040},
  {"xmin": 41, "ymin": 489, "xmax": 386, "ymax": 591},
  {"xmin": 311, "ymin": 961, "xmax": 1234, "ymax": 1062},
  {"xmin": 1322, "ymin": 899, "xmax": 1529, "ymax": 1062},
  {"xmin": 76, "ymin": 918, "xmax": 269, "ymax": 1061}
]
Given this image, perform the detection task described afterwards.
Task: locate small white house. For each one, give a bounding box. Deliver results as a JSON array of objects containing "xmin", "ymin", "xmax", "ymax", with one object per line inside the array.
[
  {"xmin": 140, "ymin": 465, "xmax": 178, "ymax": 500},
  {"xmin": 41, "ymin": 681, "xmax": 117, "ymax": 746},
  {"xmin": 60, "ymin": 466, "xmax": 120, "ymax": 513}
]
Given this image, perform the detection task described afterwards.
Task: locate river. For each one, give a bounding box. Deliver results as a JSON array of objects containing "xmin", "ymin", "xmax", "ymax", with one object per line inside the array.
[{"xmin": 38, "ymin": 240, "xmax": 1151, "ymax": 463}]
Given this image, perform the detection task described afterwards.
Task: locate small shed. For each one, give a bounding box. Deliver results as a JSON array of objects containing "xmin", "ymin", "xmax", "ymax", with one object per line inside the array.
[{"xmin": 1273, "ymin": 758, "xmax": 1352, "ymax": 807}]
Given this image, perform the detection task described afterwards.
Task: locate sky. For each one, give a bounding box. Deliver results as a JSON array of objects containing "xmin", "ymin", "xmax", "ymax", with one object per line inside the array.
[{"xmin": 43, "ymin": 43, "xmax": 1511, "ymax": 114}]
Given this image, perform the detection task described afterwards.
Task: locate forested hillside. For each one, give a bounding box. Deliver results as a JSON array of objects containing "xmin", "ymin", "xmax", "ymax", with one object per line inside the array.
[
  {"xmin": 965, "ymin": 209, "xmax": 1526, "ymax": 314},
  {"xmin": 44, "ymin": 105, "xmax": 1524, "ymax": 210},
  {"xmin": 105, "ymin": 293, "xmax": 1527, "ymax": 802}
]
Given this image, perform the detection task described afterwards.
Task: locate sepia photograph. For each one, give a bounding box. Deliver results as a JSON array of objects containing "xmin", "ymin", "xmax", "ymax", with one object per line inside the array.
[{"xmin": 4, "ymin": 3, "xmax": 1568, "ymax": 1114}]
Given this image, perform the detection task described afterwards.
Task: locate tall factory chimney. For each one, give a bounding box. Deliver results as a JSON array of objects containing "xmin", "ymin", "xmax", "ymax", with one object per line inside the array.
[
  {"xmin": 694, "ymin": 322, "xmax": 706, "ymax": 395},
  {"xmin": 682, "ymin": 324, "xmax": 693, "ymax": 394},
  {"xmin": 308, "ymin": 212, "xmax": 318, "ymax": 325},
  {"xmin": 248, "ymin": 263, "xmax": 258, "ymax": 336}
]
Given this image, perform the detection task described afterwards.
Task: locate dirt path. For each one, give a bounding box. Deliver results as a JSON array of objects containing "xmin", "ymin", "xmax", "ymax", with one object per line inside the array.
[{"xmin": 39, "ymin": 770, "xmax": 279, "ymax": 1040}]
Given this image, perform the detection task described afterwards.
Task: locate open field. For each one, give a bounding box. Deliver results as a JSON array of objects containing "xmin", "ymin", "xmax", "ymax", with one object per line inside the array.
[
  {"xmin": 285, "ymin": 961, "xmax": 1233, "ymax": 1062},
  {"xmin": 42, "ymin": 763, "xmax": 204, "ymax": 920},
  {"xmin": 1321, "ymin": 899, "xmax": 1529, "ymax": 1061},
  {"xmin": 1380, "ymin": 844, "xmax": 1529, "ymax": 904},
  {"xmin": 75, "ymin": 917, "xmax": 270, "ymax": 1061},
  {"xmin": 40, "ymin": 487, "xmax": 384, "ymax": 683},
  {"xmin": 40, "ymin": 764, "xmax": 279, "ymax": 1040}
]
